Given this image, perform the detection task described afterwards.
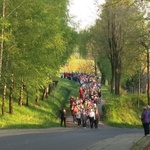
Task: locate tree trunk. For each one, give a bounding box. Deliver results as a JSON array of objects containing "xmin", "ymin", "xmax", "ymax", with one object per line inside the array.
[
  {"xmin": 146, "ymin": 47, "xmax": 150, "ymax": 104},
  {"xmin": 48, "ymin": 83, "xmax": 53, "ymax": 94},
  {"xmin": 42, "ymin": 87, "xmax": 48, "ymax": 100},
  {"xmin": 110, "ymin": 61, "xmax": 115, "ymax": 94},
  {"xmin": 35, "ymin": 95, "xmax": 39, "ymax": 103},
  {"xmin": 115, "ymin": 69, "xmax": 121, "ymax": 95},
  {"xmin": 9, "ymin": 74, "xmax": 14, "ymax": 114},
  {"xmin": 26, "ymin": 90, "xmax": 29, "ymax": 106},
  {"xmin": 18, "ymin": 78, "xmax": 24, "ymax": 106},
  {"xmin": 115, "ymin": 56, "xmax": 121, "ymax": 95},
  {"xmin": 94, "ymin": 58, "xmax": 97, "ymax": 76},
  {"xmin": 2, "ymin": 83, "xmax": 6, "ymax": 115},
  {"xmin": 35, "ymin": 88, "xmax": 39, "ymax": 103},
  {"xmin": 0, "ymin": 0, "xmax": 5, "ymax": 78},
  {"xmin": 101, "ymin": 72, "xmax": 106, "ymax": 85},
  {"xmin": 141, "ymin": 42, "xmax": 150, "ymax": 104},
  {"xmin": 97, "ymin": 61, "xmax": 106, "ymax": 85}
]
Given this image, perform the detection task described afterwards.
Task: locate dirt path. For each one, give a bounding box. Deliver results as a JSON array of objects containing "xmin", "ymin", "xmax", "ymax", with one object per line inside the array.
[{"xmin": 66, "ymin": 115, "xmax": 77, "ymax": 127}]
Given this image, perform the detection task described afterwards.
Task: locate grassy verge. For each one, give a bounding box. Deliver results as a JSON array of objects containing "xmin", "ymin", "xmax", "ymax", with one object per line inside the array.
[
  {"xmin": 0, "ymin": 78, "xmax": 79, "ymax": 129},
  {"xmin": 102, "ymin": 85, "xmax": 147, "ymax": 128},
  {"xmin": 0, "ymin": 78, "xmax": 146, "ymax": 129}
]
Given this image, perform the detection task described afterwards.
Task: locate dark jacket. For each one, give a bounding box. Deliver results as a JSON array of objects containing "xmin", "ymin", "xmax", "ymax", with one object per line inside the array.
[
  {"xmin": 141, "ymin": 109, "xmax": 149, "ymax": 123},
  {"xmin": 60, "ymin": 109, "xmax": 66, "ymax": 118}
]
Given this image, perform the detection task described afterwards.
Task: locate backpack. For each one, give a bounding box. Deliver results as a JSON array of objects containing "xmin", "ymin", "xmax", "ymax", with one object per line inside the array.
[{"xmin": 73, "ymin": 106, "xmax": 78, "ymax": 114}]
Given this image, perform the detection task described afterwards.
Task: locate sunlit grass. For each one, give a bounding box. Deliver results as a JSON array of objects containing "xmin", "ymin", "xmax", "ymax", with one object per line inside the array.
[
  {"xmin": 0, "ymin": 78, "xmax": 79, "ymax": 129},
  {"xmin": 0, "ymin": 78, "xmax": 146, "ymax": 129},
  {"xmin": 102, "ymin": 89, "xmax": 147, "ymax": 128}
]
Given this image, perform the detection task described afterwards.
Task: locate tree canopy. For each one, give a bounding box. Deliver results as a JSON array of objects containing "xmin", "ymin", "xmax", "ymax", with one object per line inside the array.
[
  {"xmin": 78, "ymin": 0, "xmax": 150, "ymax": 98},
  {"xmin": 0, "ymin": 0, "xmax": 78, "ymax": 107}
]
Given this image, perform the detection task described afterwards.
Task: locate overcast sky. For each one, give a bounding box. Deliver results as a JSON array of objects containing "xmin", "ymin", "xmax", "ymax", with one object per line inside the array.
[{"xmin": 68, "ymin": 0, "xmax": 105, "ymax": 30}]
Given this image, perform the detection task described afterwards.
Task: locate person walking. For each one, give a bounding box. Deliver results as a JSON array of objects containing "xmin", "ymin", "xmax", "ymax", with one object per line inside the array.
[
  {"xmin": 141, "ymin": 106, "xmax": 150, "ymax": 136},
  {"xmin": 79, "ymin": 87, "xmax": 85, "ymax": 99},
  {"xmin": 60, "ymin": 108, "xmax": 67, "ymax": 127},
  {"xmin": 94, "ymin": 108, "xmax": 99, "ymax": 128},
  {"xmin": 89, "ymin": 109, "xmax": 95, "ymax": 129},
  {"xmin": 81, "ymin": 109, "xmax": 87, "ymax": 129},
  {"xmin": 76, "ymin": 110, "xmax": 81, "ymax": 126},
  {"xmin": 71, "ymin": 104, "xmax": 78, "ymax": 123}
]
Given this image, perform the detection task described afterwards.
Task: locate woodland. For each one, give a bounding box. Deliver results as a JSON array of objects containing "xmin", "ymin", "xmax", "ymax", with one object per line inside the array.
[{"xmin": 0, "ymin": 0, "xmax": 149, "ymax": 116}]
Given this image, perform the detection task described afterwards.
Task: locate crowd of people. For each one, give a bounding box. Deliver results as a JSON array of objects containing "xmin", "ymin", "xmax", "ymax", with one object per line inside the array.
[
  {"xmin": 60, "ymin": 72, "xmax": 150, "ymax": 134},
  {"xmin": 60, "ymin": 72, "xmax": 102, "ymax": 129}
]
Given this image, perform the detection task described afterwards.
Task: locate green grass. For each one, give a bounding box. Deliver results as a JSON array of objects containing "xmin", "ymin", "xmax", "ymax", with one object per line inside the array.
[
  {"xmin": 0, "ymin": 78, "xmax": 79, "ymax": 129},
  {"xmin": 0, "ymin": 78, "xmax": 147, "ymax": 129},
  {"xmin": 102, "ymin": 86, "xmax": 147, "ymax": 128}
]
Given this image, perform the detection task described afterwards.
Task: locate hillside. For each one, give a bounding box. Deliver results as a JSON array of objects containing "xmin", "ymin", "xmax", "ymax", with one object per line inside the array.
[
  {"xmin": 0, "ymin": 77, "xmax": 145, "ymax": 129},
  {"xmin": 0, "ymin": 78, "xmax": 79, "ymax": 129}
]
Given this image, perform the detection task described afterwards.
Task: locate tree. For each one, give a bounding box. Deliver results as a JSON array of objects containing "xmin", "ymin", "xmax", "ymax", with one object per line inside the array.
[
  {"xmin": 0, "ymin": 0, "xmax": 78, "ymax": 113},
  {"xmin": 137, "ymin": 0, "xmax": 150, "ymax": 104},
  {"xmin": 89, "ymin": 0, "xmax": 145, "ymax": 95}
]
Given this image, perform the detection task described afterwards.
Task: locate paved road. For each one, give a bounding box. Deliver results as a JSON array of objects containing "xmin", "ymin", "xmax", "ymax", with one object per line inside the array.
[
  {"xmin": 0, "ymin": 124, "xmax": 143, "ymax": 150},
  {"xmin": 0, "ymin": 100, "xmax": 143, "ymax": 150}
]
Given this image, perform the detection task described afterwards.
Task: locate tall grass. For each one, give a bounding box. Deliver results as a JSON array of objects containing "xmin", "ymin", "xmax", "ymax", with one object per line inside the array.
[
  {"xmin": 0, "ymin": 78, "xmax": 79, "ymax": 129},
  {"xmin": 102, "ymin": 86, "xmax": 147, "ymax": 128}
]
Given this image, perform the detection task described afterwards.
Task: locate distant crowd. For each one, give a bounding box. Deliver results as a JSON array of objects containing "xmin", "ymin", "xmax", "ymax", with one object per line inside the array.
[
  {"xmin": 60, "ymin": 72, "xmax": 102, "ymax": 129},
  {"xmin": 60, "ymin": 72, "xmax": 150, "ymax": 134}
]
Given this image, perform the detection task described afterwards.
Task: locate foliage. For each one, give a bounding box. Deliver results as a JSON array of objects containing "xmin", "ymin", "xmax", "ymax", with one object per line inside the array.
[
  {"xmin": 78, "ymin": 0, "xmax": 149, "ymax": 95},
  {"xmin": 0, "ymin": 77, "xmax": 79, "ymax": 129},
  {"xmin": 0, "ymin": 77, "xmax": 147, "ymax": 129},
  {"xmin": 60, "ymin": 54, "xmax": 95, "ymax": 74},
  {"xmin": 102, "ymin": 91, "xmax": 147, "ymax": 128},
  {"xmin": 0, "ymin": 0, "xmax": 78, "ymax": 106}
]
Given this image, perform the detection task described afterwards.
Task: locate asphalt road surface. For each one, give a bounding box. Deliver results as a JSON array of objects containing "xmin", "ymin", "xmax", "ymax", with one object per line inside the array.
[
  {"xmin": 0, "ymin": 100, "xmax": 143, "ymax": 150},
  {"xmin": 0, "ymin": 124, "xmax": 143, "ymax": 150}
]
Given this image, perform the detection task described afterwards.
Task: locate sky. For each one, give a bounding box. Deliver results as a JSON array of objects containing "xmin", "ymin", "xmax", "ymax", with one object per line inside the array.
[{"xmin": 68, "ymin": 0, "xmax": 105, "ymax": 30}]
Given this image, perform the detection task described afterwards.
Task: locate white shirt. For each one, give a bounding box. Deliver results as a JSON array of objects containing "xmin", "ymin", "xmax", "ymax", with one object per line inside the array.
[{"xmin": 89, "ymin": 111, "xmax": 95, "ymax": 118}]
